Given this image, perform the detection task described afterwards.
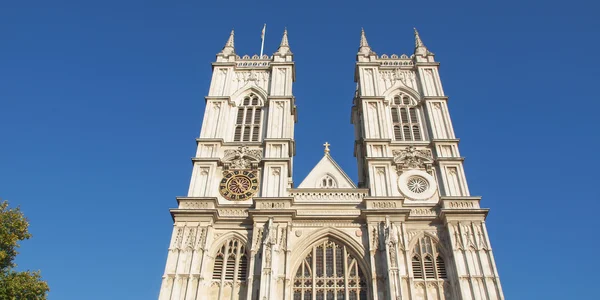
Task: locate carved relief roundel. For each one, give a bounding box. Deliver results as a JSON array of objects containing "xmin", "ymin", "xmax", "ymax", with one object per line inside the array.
[
  {"xmin": 407, "ymin": 176, "xmax": 429, "ymax": 193},
  {"xmin": 398, "ymin": 170, "xmax": 437, "ymax": 200},
  {"xmin": 219, "ymin": 170, "xmax": 259, "ymax": 201}
]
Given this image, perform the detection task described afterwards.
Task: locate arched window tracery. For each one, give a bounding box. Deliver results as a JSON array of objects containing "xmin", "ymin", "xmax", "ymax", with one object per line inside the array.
[
  {"xmin": 234, "ymin": 93, "xmax": 262, "ymax": 142},
  {"xmin": 211, "ymin": 238, "xmax": 248, "ymax": 283},
  {"xmin": 411, "ymin": 235, "xmax": 447, "ymax": 280},
  {"xmin": 318, "ymin": 175, "xmax": 337, "ymax": 188},
  {"xmin": 293, "ymin": 239, "xmax": 367, "ymax": 300},
  {"xmin": 390, "ymin": 93, "xmax": 423, "ymax": 141}
]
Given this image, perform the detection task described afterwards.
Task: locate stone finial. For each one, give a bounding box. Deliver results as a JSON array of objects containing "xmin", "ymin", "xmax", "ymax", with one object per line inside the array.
[
  {"xmin": 414, "ymin": 27, "xmax": 428, "ymax": 56},
  {"xmin": 218, "ymin": 29, "xmax": 235, "ymax": 56},
  {"xmin": 358, "ymin": 28, "xmax": 373, "ymax": 55},
  {"xmin": 275, "ymin": 28, "xmax": 292, "ymax": 56},
  {"xmin": 323, "ymin": 142, "xmax": 331, "ymax": 154}
]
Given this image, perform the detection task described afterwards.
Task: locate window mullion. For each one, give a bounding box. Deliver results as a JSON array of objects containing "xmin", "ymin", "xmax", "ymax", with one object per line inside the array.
[
  {"xmin": 343, "ymin": 246, "xmax": 349, "ymax": 300},
  {"xmin": 250, "ymin": 109, "xmax": 256, "ymax": 141},
  {"xmin": 312, "ymin": 246, "xmax": 316, "ymax": 300},
  {"xmin": 233, "ymin": 244, "xmax": 240, "ymax": 283},
  {"xmin": 221, "ymin": 244, "xmax": 228, "ymax": 284}
]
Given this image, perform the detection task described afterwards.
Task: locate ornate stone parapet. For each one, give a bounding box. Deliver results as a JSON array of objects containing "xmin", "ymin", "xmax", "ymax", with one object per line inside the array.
[
  {"xmin": 289, "ymin": 188, "xmax": 367, "ymax": 203},
  {"xmin": 440, "ymin": 196, "xmax": 481, "ymax": 210},
  {"xmin": 409, "ymin": 207, "xmax": 438, "ymax": 217},
  {"xmin": 254, "ymin": 198, "xmax": 293, "ymax": 210},
  {"xmin": 177, "ymin": 198, "xmax": 217, "ymax": 209},
  {"xmin": 363, "ymin": 197, "xmax": 403, "ymax": 210}
]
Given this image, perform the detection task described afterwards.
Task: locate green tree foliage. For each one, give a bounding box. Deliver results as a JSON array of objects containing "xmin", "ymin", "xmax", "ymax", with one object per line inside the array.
[{"xmin": 0, "ymin": 201, "xmax": 49, "ymax": 299}]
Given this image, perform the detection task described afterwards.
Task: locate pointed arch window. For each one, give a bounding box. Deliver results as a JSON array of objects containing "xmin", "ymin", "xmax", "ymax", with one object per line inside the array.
[
  {"xmin": 318, "ymin": 175, "xmax": 337, "ymax": 188},
  {"xmin": 411, "ymin": 236, "xmax": 447, "ymax": 280},
  {"xmin": 211, "ymin": 238, "xmax": 248, "ymax": 283},
  {"xmin": 293, "ymin": 239, "xmax": 367, "ymax": 300},
  {"xmin": 234, "ymin": 93, "xmax": 262, "ymax": 142},
  {"xmin": 390, "ymin": 93, "xmax": 423, "ymax": 141}
]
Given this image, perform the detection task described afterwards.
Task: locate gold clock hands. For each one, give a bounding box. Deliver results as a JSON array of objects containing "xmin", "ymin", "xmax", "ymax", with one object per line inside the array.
[{"xmin": 233, "ymin": 178, "xmax": 245, "ymax": 188}]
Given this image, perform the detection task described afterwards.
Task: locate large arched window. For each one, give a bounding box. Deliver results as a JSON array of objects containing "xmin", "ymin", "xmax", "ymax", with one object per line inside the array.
[
  {"xmin": 211, "ymin": 238, "xmax": 248, "ymax": 283},
  {"xmin": 390, "ymin": 93, "xmax": 422, "ymax": 141},
  {"xmin": 293, "ymin": 239, "xmax": 367, "ymax": 300},
  {"xmin": 234, "ymin": 93, "xmax": 262, "ymax": 142},
  {"xmin": 411, "ymin": 236, "xmax": 447, "ymax": 280}
]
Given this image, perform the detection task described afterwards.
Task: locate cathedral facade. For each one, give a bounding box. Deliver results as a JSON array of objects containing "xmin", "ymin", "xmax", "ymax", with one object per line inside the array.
[{"xmin": 158, "ymin": 28, "xmax": 505, "ymax": 300}]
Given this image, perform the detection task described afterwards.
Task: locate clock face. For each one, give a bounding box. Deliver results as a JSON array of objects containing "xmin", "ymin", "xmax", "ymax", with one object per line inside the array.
[{"xmin": 219, "ymin": 170, "xmax": 259, "ymax": 201}]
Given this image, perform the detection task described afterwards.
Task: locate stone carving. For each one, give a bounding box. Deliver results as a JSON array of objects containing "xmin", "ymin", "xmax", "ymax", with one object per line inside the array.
[
  {"xmin": 179, "ymin": 201, "xmax": 209, "ymax": 209},
  {"xmin": 372, "ymin": 201, "xmax": 397, "ymax": 209},
  {"xmin": 410, "ymin": 208, "xmax": 437, "ymax": 216},
  {"xmin": 222, "ymin": 146, "xmax": 262, "ymax": 170},
  {"xmin": 196, "ymin": 228, "xmax": 206, "ymax": 250},
  {"xmin": 185, "ymin": 228, "xmax": 196, "ymax": 250},
  {"xmin": 258, "ymin": 201, "xmax": 286, "ymax": 209},
  {"xmin": 235, "ymin": 70, "xmax": 269, "ymax": 84},
  {"xmin": 462, "ymin": 223, "xmax": 476, "ymax": 248},
  {"xmin": 385, "ymin": 220, "xmax": 399, "ymax": 267},
  {"xmin": 450, "ymin": 225, "xmax": 465, "ymax": 250},
  {"xmin": 476, "ymin": 225, "xmax": 489, "ymax": 250},
  {"xmin": 279, "ymin": 227, "xmax": 287, "ymax": 250},
  {"xmin": 263, "ymin": 218, "xmax": 276, "ymax": 268},
  {"xmin": 217, "ymin": 209, "xmax": 248, "ymax": 217},
  {"xmin": 448, "ymin": 201, "xmax": 475, "ymax": 209},
  {"xmin": 371, "ymin": 226, "xmax": 379, "ymax": 250},
  {"xmin": 265, "ymin": 243, "xmax": 272, "ymax": 268},
  {"xmin": 389, "ymin": 242, "xmax": 398, "ymax": 267},
  {"xmin": 291, "ymin": 191, "xmax": 366, "ymax": 202},
  {"xmin": 393, "ymin": 146, "xmax": 433, "ymax": 170},
  {"xmin": 379, "ymin": 69, "xmax": 417, "ymax": 90},
  {"xmin": 255, "ymin": 228, "xmax": 264, "ymax": 249},
  {"xmin": 172, "ymin": 227, "xmax": 184, "ymax": 249},
  {"xmin": 264, "ymin": 218, "xmax": 277, "ymax": 245}
]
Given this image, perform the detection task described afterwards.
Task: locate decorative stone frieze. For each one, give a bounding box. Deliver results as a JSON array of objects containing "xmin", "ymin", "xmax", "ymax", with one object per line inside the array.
[{"xmin": 221, "ymin": 146, "xmax": 262, "ymax": 170}]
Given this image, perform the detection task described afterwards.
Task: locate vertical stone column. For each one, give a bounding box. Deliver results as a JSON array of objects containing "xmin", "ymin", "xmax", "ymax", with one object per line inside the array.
[
  {"xmin": 258, "ymin": 218, "xmax": 284, "ymax": 299},
  {"xmin": 385, "ymin": 219, "xmax": 403, "ymax": 300},
  {"xmin": 444, "ymin": 216, "xmax": 504, "ymax": 300}
]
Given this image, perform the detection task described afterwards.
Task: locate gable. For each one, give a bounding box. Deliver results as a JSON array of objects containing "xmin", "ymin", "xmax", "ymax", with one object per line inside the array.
[{"xmin": 297, "ymin": 154, "xmax": 356, "ymax": 189}]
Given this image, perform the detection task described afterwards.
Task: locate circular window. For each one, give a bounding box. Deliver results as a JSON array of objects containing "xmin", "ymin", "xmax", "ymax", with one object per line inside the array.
[
  {"xmin": 407, "ymin": 176, "xmax": 428, "ymax": 193},
  {"xmin": 398, "ymin": 170, "xmax": 437, "ymax": 200}
]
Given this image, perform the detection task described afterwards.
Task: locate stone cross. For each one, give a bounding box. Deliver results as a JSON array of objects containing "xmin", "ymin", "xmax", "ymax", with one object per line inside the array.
[{"xmin": 323, "ymin": 142, "xmax": 330, "ymax": 154}]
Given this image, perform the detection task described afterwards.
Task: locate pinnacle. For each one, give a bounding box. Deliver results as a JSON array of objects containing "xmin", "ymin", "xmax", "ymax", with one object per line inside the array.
[
  {"xmin": 360, "ymin": 28, "xmax": 369, "ymax": 47},
  {"xmin": 358, "ymin": 28, "xmax": 373, "ymax": 55},
  {"xmin": 218, "ymin": 29, "xmax": 235, "ymax": 56},
  {"xmin": 275, "ymin": 28, "xmax": 292, "ymax": 55},
  {"xmin": 414, "ymin": 27, "xmax": 424, "ymax": 48},
  {"xmin": 226, "ymin": 29, "xmax": 235, "ymax": 47},
  {"xmin": 280, "ymin": 28, "xmax": 289, "ymax": 47}
]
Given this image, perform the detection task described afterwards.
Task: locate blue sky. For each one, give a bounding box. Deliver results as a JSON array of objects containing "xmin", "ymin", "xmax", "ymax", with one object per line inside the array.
[{"xmin": 1, "ymin": 0, "xmax": 599, "ymax": 299}]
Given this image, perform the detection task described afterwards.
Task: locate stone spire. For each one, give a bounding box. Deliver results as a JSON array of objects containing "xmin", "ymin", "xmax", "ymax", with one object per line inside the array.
[
  {"xmin": 218, "ymin": 29, "xmax": 235, "ymax": 56},
  {"xmin": 414, "ymin": 27, "xmax": 428, "ymax": 56},
  {"xmin": 275, "ymin": 28, "xmax": 292, "ymax": 56},
  {"xmin": 358, "ymin": 28, "xmax": 373, "ymax": 55}
]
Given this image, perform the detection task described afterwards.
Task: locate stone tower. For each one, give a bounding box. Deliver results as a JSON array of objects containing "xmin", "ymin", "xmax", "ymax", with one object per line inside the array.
[{"xmin": 158, "ymin": 28, "xmax": 505, "ymax": 300}]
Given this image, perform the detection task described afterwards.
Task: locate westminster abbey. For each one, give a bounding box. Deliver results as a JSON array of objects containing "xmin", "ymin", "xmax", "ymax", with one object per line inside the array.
[{"xmin": 158, "ymin": 28, "xmax": 505, "ymax": 300}]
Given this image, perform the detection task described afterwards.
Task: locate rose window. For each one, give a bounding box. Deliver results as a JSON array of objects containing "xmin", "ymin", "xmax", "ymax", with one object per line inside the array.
[
  {"xmin": 228, "ymin": 177, "xmax": 251, "ymax": 194},
  {"xmin": 407, "ymin": 176, "xmax": 428, "ymax": 193}
]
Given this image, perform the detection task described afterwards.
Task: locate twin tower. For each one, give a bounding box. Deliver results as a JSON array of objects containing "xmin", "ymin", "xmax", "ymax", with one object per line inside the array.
[{"xmin": 158, "ymin": 28, "xmax": 505, "ymax": 300}]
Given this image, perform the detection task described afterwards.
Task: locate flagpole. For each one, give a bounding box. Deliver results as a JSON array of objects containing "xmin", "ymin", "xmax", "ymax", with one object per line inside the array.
[{"xmin": 260, "ymin": 24, "xmax": 266, "ymax": 57}]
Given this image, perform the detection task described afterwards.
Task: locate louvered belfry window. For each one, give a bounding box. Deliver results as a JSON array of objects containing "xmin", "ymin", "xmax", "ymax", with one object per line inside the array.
[
  {"xmin": 293, "ymin": 239, "xmax": 368, "ymax": 300},
  {"xmin": 411, "ymin": 236, "xmax": 447, "ymax": 280},
  {"xmin": 211, "ymin": 239, "xmax": 248, "ymax": 283},
  {"xmin": 234, "ymin": 93, "xmax": 262, "ymax": 142},
  {"xmin": 390, "ymin": 94, "xmax": 422, "ymax": 141}
]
